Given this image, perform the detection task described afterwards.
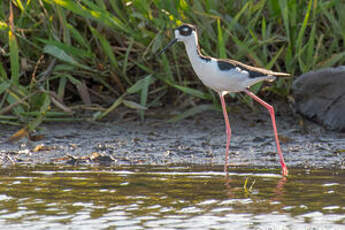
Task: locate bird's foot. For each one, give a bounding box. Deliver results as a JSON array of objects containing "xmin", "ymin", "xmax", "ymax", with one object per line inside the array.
[{"xmin": 282, "ymin": 166, "xmax": 289, "ymax": 177}]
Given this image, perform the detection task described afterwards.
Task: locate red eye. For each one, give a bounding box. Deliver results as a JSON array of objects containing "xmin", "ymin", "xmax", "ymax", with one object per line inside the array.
[
  {"xmin": 176, "ymin": 24, "xmax": 195, "ymax": 36},
  {"xmin": 179, "ymin": 27, "xmax": 191, "ymax": 36}
]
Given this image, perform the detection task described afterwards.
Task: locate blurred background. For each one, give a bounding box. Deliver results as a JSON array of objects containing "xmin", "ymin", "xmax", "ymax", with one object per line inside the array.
[{"xmin": 0, "ymin": 0, "xmax": 344, "ymax": 132}]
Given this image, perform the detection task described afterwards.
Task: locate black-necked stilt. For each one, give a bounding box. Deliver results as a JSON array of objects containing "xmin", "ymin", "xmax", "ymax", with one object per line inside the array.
[{"xmin": 158, "ymin": 23, "xmax": 289, "ymax": 176}]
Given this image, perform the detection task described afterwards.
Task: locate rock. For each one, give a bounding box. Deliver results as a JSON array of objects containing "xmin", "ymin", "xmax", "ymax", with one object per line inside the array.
[{"xmin": 292, "ymin": 66, "xmax": 345, "ymax": 132}]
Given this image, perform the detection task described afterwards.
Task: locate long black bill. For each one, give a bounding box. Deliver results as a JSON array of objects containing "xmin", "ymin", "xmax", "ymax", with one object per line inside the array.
[{"xmin": 157, "ymin": 38, "xmax": 178, "ymax": 56}]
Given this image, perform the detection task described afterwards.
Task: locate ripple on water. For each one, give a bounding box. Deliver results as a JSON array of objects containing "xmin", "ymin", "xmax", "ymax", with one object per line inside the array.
[{"xmin": 0, "ymin": 166, "xmax": 344, "ymax": 229}]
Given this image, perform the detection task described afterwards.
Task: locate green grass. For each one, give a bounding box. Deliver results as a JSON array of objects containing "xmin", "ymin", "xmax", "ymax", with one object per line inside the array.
[{"xmin": 0, "ymin": 0, "xmax": 344, "ymax": 133}]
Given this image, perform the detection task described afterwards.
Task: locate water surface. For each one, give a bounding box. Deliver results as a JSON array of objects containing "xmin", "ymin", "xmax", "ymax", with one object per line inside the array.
[{"xmin": 0, "ymin": 166, "xmax": 344, "ymax": 229}]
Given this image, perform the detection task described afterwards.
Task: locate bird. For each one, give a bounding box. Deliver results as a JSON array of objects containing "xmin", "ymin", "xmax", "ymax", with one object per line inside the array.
[{"xmin": 158, "ymin": 23, "xmax": 289, "ymax": 176}]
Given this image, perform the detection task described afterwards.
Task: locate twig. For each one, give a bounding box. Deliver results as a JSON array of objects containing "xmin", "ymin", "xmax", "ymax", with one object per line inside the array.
[{"xmin": 0, "ymin": 91, "xmax": 38, "ymax": 115}]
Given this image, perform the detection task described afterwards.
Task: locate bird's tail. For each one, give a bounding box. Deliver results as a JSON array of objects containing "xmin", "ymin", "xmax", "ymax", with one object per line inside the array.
[{"xmin": 271, "ymin": 71, "xmax": 291, "ymax": 77}]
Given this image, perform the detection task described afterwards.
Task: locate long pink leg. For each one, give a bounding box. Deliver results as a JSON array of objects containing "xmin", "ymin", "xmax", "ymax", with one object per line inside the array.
[
  {"xmin": 218, "ymin": 92, "xmax": 231, "ymax": 173},
  {"xmin": 244, "ymin": 89, "xmax": 288, "ymax": 176}
]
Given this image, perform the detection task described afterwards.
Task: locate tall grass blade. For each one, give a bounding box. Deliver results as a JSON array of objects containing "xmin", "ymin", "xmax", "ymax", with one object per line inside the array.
[
  {"xmin": 44, "ymin": 0, "xmax": 130, "ymax": 34},
  {"xmin": 66, "ymin": 23, "xmax": 91, "ymax": 50},
  {"xmin": 296, "ymin": 0, "xmax": 312, "ymax": 52},
  {"xmin": 0, "ymin": 81, "xmax": 11, "ymax": 95},
  {"xmin": 217, "ymin": 18, "xmax": 226, "ymax": 59},
  {"xmin": 317, "ymin": 51, "xmax": 345, "ymax": 69},
  {"xmin": 43, "ymin": 45, "xmax": 93, "ymax": 71},
  {"xmin": 0, "ymin": 62, "xmax": 8, "ymax": 80},
  {"xmin": 9, "ymin": 29, "xmax": 19, "ymax": 85},
  {"xmin": 127, "ymin": 75, "xmax": 154, "ymax": 94},
  {"xmin": 122, "ymin": 38, "xmax": 134, "ymax": 79},
  {"xmin": 278, "ymin": 0, "xmax": 290, "ymax": 42},
  {"xmin": 139, "ymin": 74, "xmax": 152, "ymax": 120},
  {"xmin": 93, "ymin": 94, "xmax": 124, "ymax": 120},
  {"xmin": 27, "ymin": 92, "xmax": 51, "ymax": 131},
  {"xmin": 39, "ymin": 39, "xmax": 93, "ymax": 59},
  {"xmin": 123, "ymin": 100, "xmax": 147, "ymax": 110}
]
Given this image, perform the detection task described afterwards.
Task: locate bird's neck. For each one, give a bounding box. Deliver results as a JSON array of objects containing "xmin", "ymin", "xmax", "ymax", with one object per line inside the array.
[{"xmin": 183, "ymin": 34, "xmax": 207, "ymax": 65}]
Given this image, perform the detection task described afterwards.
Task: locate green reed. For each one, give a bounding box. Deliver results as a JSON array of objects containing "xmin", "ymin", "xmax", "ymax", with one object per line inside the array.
[{"xmin": 0, "ymin": 0, "xmax": 344, "ymax": 133}]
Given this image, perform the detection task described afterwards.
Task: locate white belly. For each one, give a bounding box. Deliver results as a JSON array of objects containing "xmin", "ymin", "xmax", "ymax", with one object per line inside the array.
[{"xmin": 191, "ymin": 60, "xmax": 250, "ymax": 93}]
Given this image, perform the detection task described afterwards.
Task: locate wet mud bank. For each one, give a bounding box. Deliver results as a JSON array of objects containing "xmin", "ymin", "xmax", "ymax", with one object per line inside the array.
[{"xmin": 1, "ymin": 105, "xmax": 345, "ymax": 170}]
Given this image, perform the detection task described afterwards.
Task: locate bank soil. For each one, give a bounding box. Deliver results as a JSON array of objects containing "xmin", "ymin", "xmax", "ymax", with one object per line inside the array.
[{"xmin": 1, "ymin": 103, "xmax": 345, "ymax": 170}]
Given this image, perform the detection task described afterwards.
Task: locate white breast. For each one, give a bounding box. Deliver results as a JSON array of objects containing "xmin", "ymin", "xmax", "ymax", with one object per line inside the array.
[{"xmin": 190, "ymin": 59, "xmax": 250, "ymax": 93}]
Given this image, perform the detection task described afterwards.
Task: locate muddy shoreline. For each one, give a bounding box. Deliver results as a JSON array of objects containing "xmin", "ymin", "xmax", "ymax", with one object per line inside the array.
[{"xmin": 1, "ymin": 104, "xmax": 345, "ymax": 170}]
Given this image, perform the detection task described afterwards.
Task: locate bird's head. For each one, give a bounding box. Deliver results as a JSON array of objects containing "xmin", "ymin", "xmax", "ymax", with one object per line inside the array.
[
  {"xmin": 157, "ymin": 24, "xmax": 197, "ymax": 56},
  {"xmin": 174, "ymin": 24, "xmax": 197, "ymax": 42}
]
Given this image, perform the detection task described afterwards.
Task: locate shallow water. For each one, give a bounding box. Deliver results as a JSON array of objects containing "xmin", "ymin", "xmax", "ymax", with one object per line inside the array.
[{"xmin": 0, "ymin": 166, "xmax": 344, "ymax": 229}]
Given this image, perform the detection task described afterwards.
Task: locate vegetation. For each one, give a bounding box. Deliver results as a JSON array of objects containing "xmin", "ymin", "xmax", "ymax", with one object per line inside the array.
[{"xmin": 0, "ymin": 0, "xmax": 344, "ymax": 133}]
